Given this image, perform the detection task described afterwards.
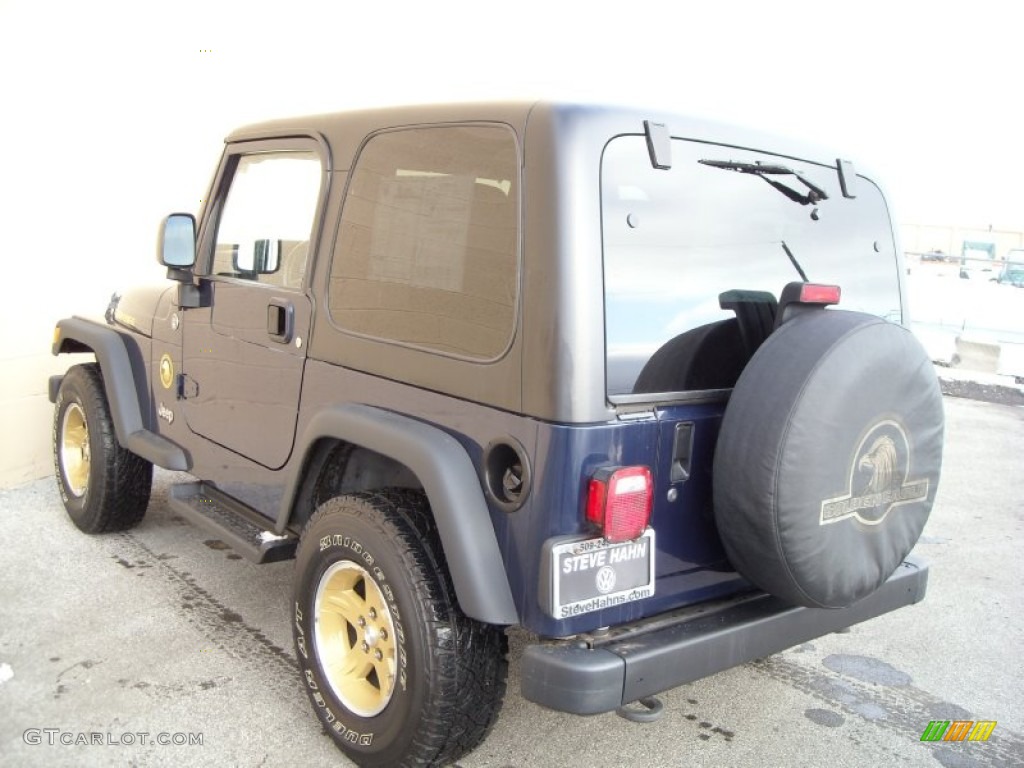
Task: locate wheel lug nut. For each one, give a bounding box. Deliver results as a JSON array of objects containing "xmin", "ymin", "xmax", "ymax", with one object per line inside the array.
[
  {"xmin": 361, "ymin": 642, "xmax": 369, "ymax": 653},
  {"xmin": 358, "ymin": 616, "xmax": 366, "ymax": 627},
  {"xmin": 368, "ymin": 608, "xmax": 377, "ymax": 619},
  {"xmin": 375, "ymin": 649, "xmax": 383, "ymax": 661},
  {"xmin": 380, "ymin": 629, "xmax": 388, "ymax": 640}
]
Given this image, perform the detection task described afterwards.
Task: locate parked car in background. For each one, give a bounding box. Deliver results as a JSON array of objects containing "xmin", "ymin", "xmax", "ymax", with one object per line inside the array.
[
  {"xmin": 959, "ymin": 240, "xmax": 998, "ymax": 278},
  {"xmin": 996, "ymin": 253, "xmax": 1024, "ymax": 287}
]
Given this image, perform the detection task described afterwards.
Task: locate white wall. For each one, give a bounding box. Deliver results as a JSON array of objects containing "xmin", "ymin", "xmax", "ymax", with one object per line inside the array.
[{"xmin": 2, "ymin": 0, "xmax": 1022, "ymax": 486}]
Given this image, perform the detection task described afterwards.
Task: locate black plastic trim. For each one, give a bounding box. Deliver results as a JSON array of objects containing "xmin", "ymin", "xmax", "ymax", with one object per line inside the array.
[
  {"xmin": 521, "ymin": 556, "xmax": 928, "ymax": 714},
  {"xmin": 483, "ymin": 436, "xmax": 531, "ymax": 513},
  {"xmin": 169, "ymin": 482, "xmax": 297, "ymax": 563},
  {"xmin": 52, "ymin": 317, "xmax": 189, "ymax": 471},
  {"xmin": 48, "ymin": 375, "xmax": 63, "ymax": 404},
  {"xmin": 284, "ymin": 403, "xmax": 518, "ymax": 625}
]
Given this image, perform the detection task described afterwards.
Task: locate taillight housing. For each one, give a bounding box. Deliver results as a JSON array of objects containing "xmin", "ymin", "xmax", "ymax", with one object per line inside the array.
[{"xmin": 586, "ymin": 466, "xmax": 653, "ymax": 543}]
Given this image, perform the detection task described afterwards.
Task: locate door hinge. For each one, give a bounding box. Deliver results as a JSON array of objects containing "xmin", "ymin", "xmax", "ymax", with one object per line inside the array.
[
  {"xmin": 177, "ymin": 373, "xmax": 199, "ymax": 400},
  {"xmin": 671, "ymin": 422, "xmax": 694, "ymax": 483}
]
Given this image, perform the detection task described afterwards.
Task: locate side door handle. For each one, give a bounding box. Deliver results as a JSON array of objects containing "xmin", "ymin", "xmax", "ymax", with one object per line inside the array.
[{"xmin": 267, "ymin": 298, "xmax": 294, "ymax": 344}]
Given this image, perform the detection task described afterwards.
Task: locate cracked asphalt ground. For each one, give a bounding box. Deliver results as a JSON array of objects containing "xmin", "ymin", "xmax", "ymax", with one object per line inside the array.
[{"xmin": 1, "ymin": 396, "xmax": 1021, "ymax": 767}]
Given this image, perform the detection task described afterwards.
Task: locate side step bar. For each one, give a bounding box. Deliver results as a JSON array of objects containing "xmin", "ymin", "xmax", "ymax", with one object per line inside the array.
[{"xmin": 168, "ymin": 482, "xmax": 298, "ymax": 564}]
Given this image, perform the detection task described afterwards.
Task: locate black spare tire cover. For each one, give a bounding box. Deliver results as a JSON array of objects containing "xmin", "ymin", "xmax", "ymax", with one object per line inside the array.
[{"xmin": 713, "ymin": 310, "xmax": 943, "ymax": 609}]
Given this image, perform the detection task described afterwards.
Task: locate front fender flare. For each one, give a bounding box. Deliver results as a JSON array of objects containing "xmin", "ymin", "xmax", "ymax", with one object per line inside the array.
[
  {"xmin": 51, "ymin": 316, "xmax": 189, "ymax": 471},
  {"xmin": 284, "ymin": 404, "xmax": 518, "ymax": 626}
]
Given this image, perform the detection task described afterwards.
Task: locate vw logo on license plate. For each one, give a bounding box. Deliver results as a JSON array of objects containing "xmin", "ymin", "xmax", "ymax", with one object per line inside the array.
[{"xmin": 596, "ymin": 565, "xmax": 617, "ymax": 594}]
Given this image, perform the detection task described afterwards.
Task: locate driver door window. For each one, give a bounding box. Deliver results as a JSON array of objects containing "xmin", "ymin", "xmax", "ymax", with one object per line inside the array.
[{"xmin": 211, "ymin": 151, "xmax": 322, "ymax": 290}]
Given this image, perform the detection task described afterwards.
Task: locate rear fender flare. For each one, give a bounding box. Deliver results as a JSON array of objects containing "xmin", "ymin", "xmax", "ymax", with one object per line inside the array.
[{"xmin": 283, "ymin": 403, "xmax": 518, "ymax": 626}]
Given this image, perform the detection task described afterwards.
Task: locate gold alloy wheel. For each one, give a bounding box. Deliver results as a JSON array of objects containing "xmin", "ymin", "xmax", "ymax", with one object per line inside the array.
[
  {"xmin": 60, "ymin": 402, "xmax": 90, "ymax": 498},
  {"xmin": 314, "ymin": 560, "xmax": 397, "ymax": 717}
]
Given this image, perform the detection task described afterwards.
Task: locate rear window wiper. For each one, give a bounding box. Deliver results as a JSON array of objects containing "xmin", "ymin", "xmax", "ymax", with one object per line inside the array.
[{"xmin": 698, "ymin": 159, "xmax": 829, "ymax": 206}]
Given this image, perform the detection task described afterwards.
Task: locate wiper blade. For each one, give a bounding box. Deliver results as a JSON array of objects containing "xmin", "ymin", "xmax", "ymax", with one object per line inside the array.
[
  {"xmin": 699, "ymin": 159, "xmax": 794, "ymax": 174},
  {"xmin": 699, "ymin": 159, "xmax": 829, "ymax": 205}
]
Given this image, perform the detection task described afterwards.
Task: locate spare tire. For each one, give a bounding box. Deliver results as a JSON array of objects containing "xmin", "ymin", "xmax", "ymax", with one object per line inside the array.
[{"xmin": 713, "ymin": 310, "xmax": 943, "ymax": 609}]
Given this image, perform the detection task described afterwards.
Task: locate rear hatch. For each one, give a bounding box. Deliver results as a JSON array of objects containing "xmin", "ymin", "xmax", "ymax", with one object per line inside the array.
[{"xmin": 602, "ymin": 132, "xmax": 902, "ymax": 609}]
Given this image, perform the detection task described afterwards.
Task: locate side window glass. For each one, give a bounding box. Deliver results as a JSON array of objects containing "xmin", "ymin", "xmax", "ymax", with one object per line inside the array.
[
  {"xmin": 212, "ymin": 151, "xmax": 321, "ymax": 290},
  {"xmin": 329, "ymin": 125, "xmax": 519, "ymax": 360}
]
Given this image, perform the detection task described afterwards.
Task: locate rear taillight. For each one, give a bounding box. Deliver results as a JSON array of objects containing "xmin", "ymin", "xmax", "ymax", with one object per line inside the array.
[{"xmin": 585, "ymin": 466, "xmax": 653, "ymax": 543}]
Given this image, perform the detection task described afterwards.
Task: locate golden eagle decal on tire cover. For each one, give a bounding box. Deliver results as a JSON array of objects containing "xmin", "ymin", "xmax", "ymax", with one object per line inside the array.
[{"xmin": 820, "ymin": 420, "xmax": 930, "ymax": 526}]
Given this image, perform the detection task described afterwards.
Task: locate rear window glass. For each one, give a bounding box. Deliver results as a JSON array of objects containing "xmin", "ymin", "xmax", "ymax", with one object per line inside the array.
[{"xmin": 602, "ymin": 136, "xmax": 901, "ymax": 396}]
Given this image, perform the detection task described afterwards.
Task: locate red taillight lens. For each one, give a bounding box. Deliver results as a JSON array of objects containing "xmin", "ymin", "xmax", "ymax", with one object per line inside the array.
[
  {"xmin": 799, "ymin": 283, "xmax": 841, "ymax": 305},
  {"xmin": 586, "ymin": 466, "xmax": 653, "ymax": 542}
]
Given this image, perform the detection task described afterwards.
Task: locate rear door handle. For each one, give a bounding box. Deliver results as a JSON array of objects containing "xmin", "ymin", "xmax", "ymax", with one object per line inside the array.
[{"xmin": 267, "ymin": 298, "xmax": 294, "ymax": 344}]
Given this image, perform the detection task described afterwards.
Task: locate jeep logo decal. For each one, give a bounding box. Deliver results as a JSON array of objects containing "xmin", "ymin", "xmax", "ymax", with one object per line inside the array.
[
  {"xmin": 820, "ymin": 420, "xmax": 929, "ymax": 526},
  {"xmin": 157, "ymin": 403, "xmax": 174, "ymax": 424},
  {"xmin": 159, "ymin": 353, "xmax": 174, "ymax": 390}
]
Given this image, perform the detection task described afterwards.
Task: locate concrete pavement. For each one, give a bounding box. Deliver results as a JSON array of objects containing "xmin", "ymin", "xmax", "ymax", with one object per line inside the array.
[{"xmin": 1, "ymin": 396, "xmax": 1021, "ymax": 767}]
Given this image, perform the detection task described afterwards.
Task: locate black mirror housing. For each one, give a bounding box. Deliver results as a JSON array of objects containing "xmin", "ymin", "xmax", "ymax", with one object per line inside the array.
[{"xmin": 233, "ymin": 239, "xmax": 281, "ymax": 276}]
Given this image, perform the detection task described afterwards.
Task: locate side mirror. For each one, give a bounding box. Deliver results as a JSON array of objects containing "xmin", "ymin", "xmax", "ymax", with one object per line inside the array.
[
  {"xmin": 233, "ymin": 239, "xmax": 281, "ymax": 276},
  {"xmin": 158, "ymin": 213, "xmax": 197, "ymax": 273}
]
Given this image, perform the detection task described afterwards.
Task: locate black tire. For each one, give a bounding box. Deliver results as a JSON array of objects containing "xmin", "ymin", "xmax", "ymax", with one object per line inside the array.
[
  {"xmin": 52, "ymin": 363, "xmax": 153, "ymax": 533},
  {"xmin": 633, "ymin": 319, "xmax": 747, "ymax": 393},
  {"xmin": 713, "ymin": 310, "xmax": 944, "ymax": 609},
  {"xmin": 292, "ymin": 489, "xmax": 508, "ymax": 768}
]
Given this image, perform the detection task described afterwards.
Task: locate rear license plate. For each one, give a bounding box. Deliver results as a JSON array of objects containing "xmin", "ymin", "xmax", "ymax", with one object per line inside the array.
[{"xmin": 549, "ymin": 529, "xmax": 655, "ymax": 619}]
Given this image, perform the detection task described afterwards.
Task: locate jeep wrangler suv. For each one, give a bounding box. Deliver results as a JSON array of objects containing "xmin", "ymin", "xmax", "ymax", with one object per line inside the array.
[{"xmin": 50, "ymin": 102, "xmax": 944, "ymax": 767}]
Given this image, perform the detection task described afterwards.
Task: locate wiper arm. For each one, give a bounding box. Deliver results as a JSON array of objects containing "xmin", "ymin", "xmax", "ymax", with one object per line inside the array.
[
  {"xmin": 698, "ymin": 159, "xmax": 829, "ymax": 205},
  {"xmin": 781, "ymin": 241, "xmax": 809, "ymax": 282}
]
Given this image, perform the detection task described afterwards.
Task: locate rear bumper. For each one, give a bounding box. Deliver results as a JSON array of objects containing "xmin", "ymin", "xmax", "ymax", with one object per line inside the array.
[{"xmin": 521, "ymin": 556, "xmax": 928, "ymax": 714}]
